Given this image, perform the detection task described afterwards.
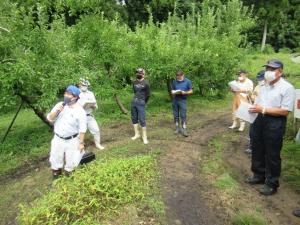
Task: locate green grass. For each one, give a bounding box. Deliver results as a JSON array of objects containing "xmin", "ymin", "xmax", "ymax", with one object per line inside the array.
[
  {"xmin": 214, "ymin": 173, "xmax": 239, "ymax": 191},
  {"xmin": 232, "ymin": 211, "xmax": 268, "ymax": 225},
  {"xmin": 240, "ymin": 52, "xmax": 300, "ymax": 87},
  {"xmin": 0, "ymin": 109, "xmax": 51, "ymax": 176},
  {"xmin": 282, "ymin": 141, "xmax": 300, "ymax": 188},
  {"xmin": 18, "ymin": 155, "xmax": 165, "ymax": 225}
]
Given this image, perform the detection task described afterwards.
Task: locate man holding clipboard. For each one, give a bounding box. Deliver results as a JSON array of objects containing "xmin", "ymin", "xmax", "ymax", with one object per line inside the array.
[{"xmin": 171, "ymin": 70, "xmax": 193, "ymax": 137}]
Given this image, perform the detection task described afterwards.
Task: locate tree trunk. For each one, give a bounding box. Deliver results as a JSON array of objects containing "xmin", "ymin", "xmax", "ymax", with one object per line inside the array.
[
  {"xmin": 115, "ymin": 94, "xmax": 129, "ymax": 115},
  {"xmin": 166, "ymin": 78, "xmax": 173, "ymax": 100},
  {"xmin": 18, "ymin": 94, "xmax": 53, "ymax": 128},
  {"xmin": 261, "ymin": 20, "xmax": 267, "ymax": 52}
]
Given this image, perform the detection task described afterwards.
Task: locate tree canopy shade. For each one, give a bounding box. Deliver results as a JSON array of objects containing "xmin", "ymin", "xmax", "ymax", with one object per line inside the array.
[{"xmin": 0, "ymin": 0, "xmax": 254, "ymax": 125}]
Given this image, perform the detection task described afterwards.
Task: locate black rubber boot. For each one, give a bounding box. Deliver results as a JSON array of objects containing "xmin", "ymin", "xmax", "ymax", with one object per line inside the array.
[{"xmin": 52, "ymin": 169, "xmax": 62, "ymax": 180}]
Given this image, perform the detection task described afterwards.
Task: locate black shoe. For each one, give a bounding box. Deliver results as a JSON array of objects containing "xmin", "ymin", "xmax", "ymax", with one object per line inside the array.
[
  {"xmin": 259, "ymin": 184, "xmax": 277, "ymax": 196},
  {"xmin": 52, "ymin": 169, "xmax": 62, "ymax": 180},
  {"xmin": 293, "ymin": 209, "xmax": 300, "ymax": 218},
  {"xmin": 246, "ymin": 176, "xmax": 265, "ymax": 185}
]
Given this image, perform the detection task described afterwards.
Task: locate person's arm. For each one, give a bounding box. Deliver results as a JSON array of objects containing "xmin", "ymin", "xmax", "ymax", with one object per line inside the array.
[
  {"xmin": 145, "ymin": 81, "xmax": 151, "ymax": 103},
  {"xmin": 182, "ymin": 80, "xmax": 193, "ymax": 95},
  {"xmin": 47, "ymin": 103, "xmax": 64, "ymax": 122},
  {"xmin": 182, "ymin": 89, "xmax": 193, "ymax": 95},
  {"xmin": 249, "ymin": 105, "xmax": 290, "ymax": 117},
  {"xmin": 90, "ymin": 92, "xmax": 98, "ymax": 110},
  {"xmin": 79, "ymin": 132, "xmax": 85, "ymax": 151}
]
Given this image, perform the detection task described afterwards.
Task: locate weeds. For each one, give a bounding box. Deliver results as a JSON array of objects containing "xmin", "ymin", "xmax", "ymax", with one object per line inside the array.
[{"xmin": 18, "ymin": 155, "xmax": 163, "ymax": 224}]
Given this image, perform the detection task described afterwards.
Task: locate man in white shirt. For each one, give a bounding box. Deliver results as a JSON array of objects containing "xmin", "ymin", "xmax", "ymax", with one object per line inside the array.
[
  {"xmin": 229, "ymin": 70, "xmax": 253, "ymax": 131},
  {"xmin": 248, "ymin": 59, "xmax": 295, "ymax": 195},
  {"xmin": 77, "ymin": 78, "xmax": 105, "ymax": 150},
  {"xmin": 47, "ymin": 85, "xmax": 87, "ymax": 179}
]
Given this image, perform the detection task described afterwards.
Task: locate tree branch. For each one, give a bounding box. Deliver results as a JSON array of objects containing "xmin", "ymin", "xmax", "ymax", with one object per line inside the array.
[{"xmin": 0, "ymin": 26, "xmax": 10, "ymax": 33}]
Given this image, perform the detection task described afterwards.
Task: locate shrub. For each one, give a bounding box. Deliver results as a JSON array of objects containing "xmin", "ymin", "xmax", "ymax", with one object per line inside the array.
[
  {"xmin": 18, "ymin": 156, "xmax": 157, "ymax": 224},
  {"xmin": 279, "ymin": 48, "xmax": 292, "ymax": 54}
]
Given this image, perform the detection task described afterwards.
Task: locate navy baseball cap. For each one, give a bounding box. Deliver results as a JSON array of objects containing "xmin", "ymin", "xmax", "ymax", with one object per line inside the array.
[
  {"xmin": 263, "ymin": 59, "xmax": 283, "ymax": 69},
  {"xmin": 256, "ymin": 70, "xmax": 265, "ymax": 81},
  {"xmin": 237, "ymin": 69, "xmax": 247, "ymax": 75}
]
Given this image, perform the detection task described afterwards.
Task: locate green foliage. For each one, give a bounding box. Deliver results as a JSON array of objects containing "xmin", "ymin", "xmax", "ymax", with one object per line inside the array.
[
  {"xmin": 232, "ymin": 211, "xmax": 268, "ymax": 225},
  {"xmin": 279, "ymin": 47, "xmax": 293, "ymax": 54},
  {"xmin": 0, "ymin": 109, "xmax": 51, "ymax": 176},
  {"xmin": 282, "ymin": 141, "xmax": 300, "ymax": 188},
  {"xmin": 0, "ymin": 0, "xmax": 254, "ymax": 119},
  {"xmin": 215, "ymin": 173, "xmax": 238, "ymax": 191},
  {"xmin": 245, "ymin": 0, "xmax": 300, "ymax": 51},
  {"xmin": 18, "ymin": 156, "xmax": 158, "ymax": 224},
  {"xmin": 261, "ymin": 44, "xmax": 275, "ymax": 54}
]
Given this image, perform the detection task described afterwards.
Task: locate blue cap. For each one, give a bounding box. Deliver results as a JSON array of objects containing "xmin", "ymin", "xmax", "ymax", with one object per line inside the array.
[
  {"xmin": 264, "ymin": 59, "xmax": 283, "ymax": 69},
  {"xmin": 66, "ymin": 85, "xmax": 81, "ymax": 96},
  {"xmin": 256, "ymin": 70, "xmax": 265, "ymax": 81}
]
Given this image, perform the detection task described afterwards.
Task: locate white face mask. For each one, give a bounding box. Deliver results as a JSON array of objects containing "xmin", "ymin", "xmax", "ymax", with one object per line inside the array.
[
  {"xmin": 264, "ymin": 71, "xmax": 276, "ymax": 83},
  {"xmin": 238, "ymin": 77, "xmax": 244, "ymax": 81},
  {"xmin": 80, "ymin": 86, "xmax": 88, "ymax": 92},
  {"xmin": 258, "ymin": 80, "xmax": 265, "ymax": 86}
]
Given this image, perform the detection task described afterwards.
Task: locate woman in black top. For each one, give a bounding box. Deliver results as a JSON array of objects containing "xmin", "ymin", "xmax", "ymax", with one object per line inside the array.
[{"xmin": 131, "ymin": 68, "xmax": 150, "ymax": 144}]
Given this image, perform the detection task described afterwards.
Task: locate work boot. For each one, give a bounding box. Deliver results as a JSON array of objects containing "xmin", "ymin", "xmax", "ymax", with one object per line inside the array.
[
  {"xmin": 229, "ymin": 119, "xmax": 238, "ymax": 129},
  {"xmin": 238, "ymin": 121, "xmax": 246, "ymax": 132},
  {"xmin": 259, "ymin": 184, "xmax": 277, "ymax": 196},
  {"xmin": 293, "ymin": 209, "xmax": 300, "ymax": 218},
  {"xmin": 246, "ymin": 175, "xmax": 265, "ymax": 185},
  {"xmin": 94, "ymin": 135, "xmax": 105, "ymax": 150},
  {"xmin": 142, "ymin": 127, "xmax": 149, "ymax": 144},
  {"xmin": 181, "ymin": 128, "xmax": 188, "ymax": 137},
  {"xmin": 131, "ymin": 124, "xmax": 141, "ymax": 140},
  {"xmin": 52, "ymin": 169, "xmax": 62, "ymax": 180},
  {"xmin": 64, "ymin": 170, "xmax": 72, "ymax": 177},
  {"xmin": 174, "ymin": 125, "xmax": 180, "ymax": 134}
]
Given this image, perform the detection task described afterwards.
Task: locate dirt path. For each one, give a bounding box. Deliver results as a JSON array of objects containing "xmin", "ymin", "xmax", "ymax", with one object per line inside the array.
[{"xmin": 155, "ymin": 113, "xmax": 229, "ymax": 225}]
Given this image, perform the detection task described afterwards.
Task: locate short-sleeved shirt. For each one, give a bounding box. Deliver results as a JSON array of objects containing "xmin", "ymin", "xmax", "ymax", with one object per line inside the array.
[
  {"xmin": 133, "ymin": 79, "xmax": 150, "ymax": 102},
  {"xmin": 172, "ymin": 78, "xmax": 193, "ymax": 100},
  {"xmin": 238, "ymin": 78, "xmax": 253, "ymax": 98},
  {"xmin": 255, "ymin": 78, "xmax": 295, "ymax": 112},
  {"xmin": 47, "ymin": 102, "xmax": 87, "ymax": 137},
  {"xmin": 78, "ymin": 90, "xmax": 98, "ymax": 114}
]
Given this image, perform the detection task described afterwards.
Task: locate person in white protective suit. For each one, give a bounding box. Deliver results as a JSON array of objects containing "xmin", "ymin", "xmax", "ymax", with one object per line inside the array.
[
  {"xmin": 47, "ymin": 85, "xmax": 87, "ymax": 179},
  {"xmin": 77, "ymin": 78, "xmax": 105, "ymax": 150},
  {"xmin": 229, "ymin": 70, "xmax": 253, "ymax": 131}
]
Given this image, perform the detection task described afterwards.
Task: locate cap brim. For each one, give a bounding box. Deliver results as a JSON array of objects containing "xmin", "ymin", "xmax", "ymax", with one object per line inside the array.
[{"xmin": 263, "ymin": 64, "xmax": 281, "ymax": 68}]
